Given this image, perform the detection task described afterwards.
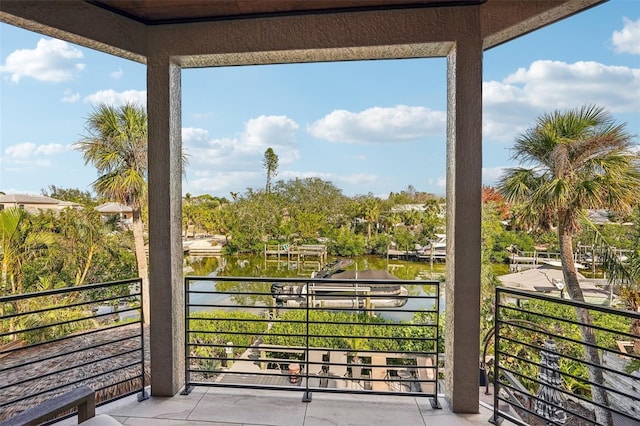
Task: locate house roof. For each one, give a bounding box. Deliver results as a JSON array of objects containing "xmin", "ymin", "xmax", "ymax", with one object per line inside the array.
[
  {"xmin": 498, "ymin": 264, "xmax": 614, "ymax": 304},
  {"xmin": 587, "ymin": 209, "xmax": 612, "ymax": 225},
  {"xmin": 498, "ymin": 265, "xmax": 585, "ymax": 292},
  {"xmin": 0, "ymin": 193, "xmax": 64, "ymax": 205},
  {"xmin": 95, "ymin": 202, "xmax": 133, "ymax": 213}
]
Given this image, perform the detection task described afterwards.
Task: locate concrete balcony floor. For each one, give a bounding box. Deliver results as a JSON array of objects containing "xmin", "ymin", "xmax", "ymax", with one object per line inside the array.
[{"xmin": 60, "ymin": 387, "xmax": 508, "ymax": 426}]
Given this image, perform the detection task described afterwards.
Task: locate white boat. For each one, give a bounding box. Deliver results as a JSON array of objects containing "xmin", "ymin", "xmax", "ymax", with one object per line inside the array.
[
  {"xmin": 271, "ymin": 260, "xmax": 408, "ymax": 309},
  {"xmin": 542, "ymin": 260, "xmax": 585, "ymax": 270},
  {"xmin": 418, "ymin": 234, "xmax": 446, "ymax": 256}
]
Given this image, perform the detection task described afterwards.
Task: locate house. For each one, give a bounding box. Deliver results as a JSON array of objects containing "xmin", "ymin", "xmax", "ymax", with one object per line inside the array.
[
  {"xmin": 0, "ymin": 193, "xmax": 80, "ymax": 213},
  {"xmin": 95, "ymin": 202, "xmax": 133, "ymax": 224},
  {"xmin": 0, "ymin": 0, "xmax": 607, "ymax": 415}
]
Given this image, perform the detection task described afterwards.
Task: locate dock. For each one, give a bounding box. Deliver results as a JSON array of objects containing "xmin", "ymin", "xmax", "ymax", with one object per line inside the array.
[
  {"xmin": 386, "ymin": 249, "xmax": 446, "ymax": 263},
  {"xmin": 264, "ymin": 244, "xmax": 327, "ymax": 273}
]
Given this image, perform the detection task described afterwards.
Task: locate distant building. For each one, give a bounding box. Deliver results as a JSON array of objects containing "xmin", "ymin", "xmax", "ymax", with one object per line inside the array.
[
  {"xmin": 95, "ymin": 202, "xmax": 133, "ymax": 225},
  {"xmin": 390, "ymin": 204, "xmax": 428, "ymax": 213},
  {"xmin": 0, "ymin": 193, "xmax": 80, "ymax": 213},
  {"xmin": 586, "ymin": 209, "xmax": 634, "ymax": 226}
]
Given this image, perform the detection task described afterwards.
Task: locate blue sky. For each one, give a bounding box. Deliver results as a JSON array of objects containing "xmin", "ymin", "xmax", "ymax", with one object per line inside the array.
[{"xmin": 1, "ymin": 0, "xmax": 639, "ymax": 200}]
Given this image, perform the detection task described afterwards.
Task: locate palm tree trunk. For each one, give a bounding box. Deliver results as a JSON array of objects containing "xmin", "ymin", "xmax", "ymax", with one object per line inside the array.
[
  {"xmin": 132, "ymin": 212, "xmax": 150, "ymax": 324},
  {"xmin": 1, "ymin": 262, "xmax": 8, "ymax": 296},
  {"xmin": 558, "ymin": 221, "xmax": 613, "ymax": 425}
]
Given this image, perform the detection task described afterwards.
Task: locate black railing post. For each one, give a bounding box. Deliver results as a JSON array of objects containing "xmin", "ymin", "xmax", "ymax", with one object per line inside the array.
[
  {"xmin": 0, "ymin": 278, "xmax": 149, "ymax": 420},
  {"xmin": 491, "ymin": 288, "xmax": 502, "ymax": 425},
  {"xmin": 429, "ymin": 281, "xmax": 441, "ymax": 409},
  {"xmin": 131, "ymin": 276, "xmax": 512, "ymax": 406},
  {"xmin": 138, "ymin": 278, "xmax": 149, "ymax": 401},
  {"xmin": 302, "ymin": 280, "xmax": 312, "ymax": 402},
  {"xmin": 181, "ymin": 277, "xmax": 193, "ymax": 395}
]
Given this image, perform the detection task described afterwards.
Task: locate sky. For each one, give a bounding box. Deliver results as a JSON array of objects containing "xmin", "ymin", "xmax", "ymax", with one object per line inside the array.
[{"xmin": 0, "ymin": 1, "xmax": 639, "ymax": 200}]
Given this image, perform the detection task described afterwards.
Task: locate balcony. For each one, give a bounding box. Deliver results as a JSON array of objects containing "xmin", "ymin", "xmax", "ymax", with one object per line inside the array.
[
  {"xmin": 2, "ymin": 277, "xmax": 638, "ymax": 425},
  {"xmin": 52, "ymin": 386, "xmax": 500, "ymax": 426},
  {"xmin": 0, "ymin": 0, "xmax": 611, "ymax": 417}
]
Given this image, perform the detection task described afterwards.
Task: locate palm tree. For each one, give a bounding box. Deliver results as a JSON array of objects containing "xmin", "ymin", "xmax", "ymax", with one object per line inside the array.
[
  {"xmin": 498, "ymin": 105, "xmax": 640, "ymax": 425},
  {"xmin": 74, "ymin": 102, "xmax": 150, "ymax": 322},
  {"xmin": 262, "ymin": 147, "xmax": 279, "ymax": 194},
  {"xmin": 360, "ymin": 195, "xmax": 381, "ymax": 239},
  {"xmin": 0, "ymin": 208, "xmax": 55, "ymax": 334},
  {"xmin": 1, "ymin": 208, "xmax": 56, "ymax": 296}
]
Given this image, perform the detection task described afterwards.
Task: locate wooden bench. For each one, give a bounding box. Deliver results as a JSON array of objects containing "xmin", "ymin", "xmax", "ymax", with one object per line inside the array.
[{"xmin": 1, "ymin": 386, "xmax": 121, "ymax": 426}]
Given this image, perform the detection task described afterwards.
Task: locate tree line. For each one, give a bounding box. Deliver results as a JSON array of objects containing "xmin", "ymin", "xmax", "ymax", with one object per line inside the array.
[{"xmin": 2, "ymin": 103, "xmax": 640, "ymax": 424}]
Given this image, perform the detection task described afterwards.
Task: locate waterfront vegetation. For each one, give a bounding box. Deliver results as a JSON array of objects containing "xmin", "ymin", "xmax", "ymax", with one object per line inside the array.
[
  {"xmin": 1, "ymin": 105, "xmax": 639, "ymax": 420},
  {"xmin": 495, "ymin": 299, "xmax": 633, "ymax": 397}
]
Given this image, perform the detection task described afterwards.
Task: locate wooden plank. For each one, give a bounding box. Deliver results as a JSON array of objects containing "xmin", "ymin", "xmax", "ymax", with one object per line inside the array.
[{"xmin": 2, "ymin": 386, "xmax": 96, "ymax": 426}]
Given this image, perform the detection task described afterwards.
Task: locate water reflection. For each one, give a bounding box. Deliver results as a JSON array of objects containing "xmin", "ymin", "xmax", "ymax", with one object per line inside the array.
[
  {"xmin": 185, "ymin": 255, "xmax": 445, "ymax": 322},
  {"xmin": 185, "ymin": 255, "xmax": 446, "ymax": 281}
]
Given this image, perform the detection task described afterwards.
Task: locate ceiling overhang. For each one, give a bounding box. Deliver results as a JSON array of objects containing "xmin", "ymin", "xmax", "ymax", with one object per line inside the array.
[
  {"xmin": 0, "ymin": 0, "xmax": 606, "ymax": 67},
  {"xmin": 89, "ymin": 0, "xmax": 486, "ymax": 25}
]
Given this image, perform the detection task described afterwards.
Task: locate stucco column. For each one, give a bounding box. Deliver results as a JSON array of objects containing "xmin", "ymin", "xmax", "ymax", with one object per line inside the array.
[
  {"xmin": 444, "ymin": 29, "xmax": 483, "ymax": 412},
  {"xmin": 147, "ymin": 55, "xmax": 185, "ymax": 396}
]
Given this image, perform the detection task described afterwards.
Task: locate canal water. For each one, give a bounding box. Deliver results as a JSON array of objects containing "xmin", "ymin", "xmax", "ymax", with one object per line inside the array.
[{"xmin": 185, "ymin": 255, "xmax": 446, "ymax": 321}]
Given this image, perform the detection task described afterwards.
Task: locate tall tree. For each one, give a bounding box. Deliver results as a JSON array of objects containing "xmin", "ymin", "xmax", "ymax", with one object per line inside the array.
[
  {"xmin": 262, "ymin": 147, "xmax": 279, "ymax": 193},
  {"xmin": 74, "ymin": 102, "xmax": 151, "ymax": 322},
  {"xmin": 183, "ymin": 193, "xmax": 196, "ymax": 237},
  {"xmin": 0, "ymin": 208, "xmax": 55, "ymax": 334},
  {"xmin": 358, "ymin": 194, "xmax": 381, "ymax": 239},
  {"xmin": 41, "ymin": 185, "xmax": 96, "ymax": 206},
  {"xmin": 498, "ymin": 105, "xmax": 640, "ymax": 425},
  {"xmin": 0, "ymin": 208, "xmax": 55, "ymax": 297}
]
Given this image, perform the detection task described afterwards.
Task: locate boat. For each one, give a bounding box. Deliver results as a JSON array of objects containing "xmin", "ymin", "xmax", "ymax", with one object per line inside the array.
[
  {"xmin": 541, "ymin": 260, "xmax": 585, "ymax": 270},
  {"xmin": 418, "ymin": 234, "xmax": 446, "ymax": 256},
  {"xmin": 271, "ymin": 259, "xmax": 409, "ymax": 309}
]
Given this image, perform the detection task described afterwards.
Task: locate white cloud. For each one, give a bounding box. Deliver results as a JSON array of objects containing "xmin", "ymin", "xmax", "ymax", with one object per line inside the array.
[
  {"xmin": 4, "ymin": 142, "xmax": 66, "ymax": 159},
  {"xmin": 61, "ymin": 88, "xmax": 80, "ymax": 103},
  {"xmin": 192, "ymin": 111, "xmax": 214, "ymax": 120},
  {"xmin": 612, "ymin": 17, "xmax": 640, "ymax": 55},
  {"xmin": 483, "ymin": 60, "xmax": 640, "ymax": 142},
  {"xmin": 0, "ymin": 38, "xmax": 84, "ymax": 83},
  {"xmin": 5, "ymin": 142, "xmax": 37, "ymax": 159},
  {"xmin": 242, "ymin": 115, "xmax": 299, "ymax": 152},
  {"xmin": 84, "ymin": 89, "xmax": 146, "ymax": 107},
  {"xmin": 428, "ymin": 177, "xmax": 446, "ymax": 188},
  {"xmin": 35, "ymin": 143, "xmax": 67, "ymax": 155},
  {"xmin": 308, "ymin": 105, "xmax": 445, "ymax": 144},
  {"xmin": 110, "ymin": 67, "xmax": 124, "ymax": 79},
  {"xmin": 182, "ymin": 128, "xmax": 211, "ymax": 147},
  {"xmin": 182, "ymin": 115, "xmax": 300, "ymax": 173},
  {"xmin": 184, "ymin": 171, "xmax": 261, "ymax": 195},
  {"xmin": 482, "ymin": 166, "xmax": 507, "ymax": 185}
]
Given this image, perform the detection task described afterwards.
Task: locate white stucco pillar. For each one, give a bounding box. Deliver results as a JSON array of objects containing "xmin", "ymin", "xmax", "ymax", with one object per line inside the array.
[
  {"xmin": 147, "ymin": 55, "xmax": 185, "ymax": 396},
  {"xmin": 444, "ymin": 28, "xmax": 483, "ymax": 412}
]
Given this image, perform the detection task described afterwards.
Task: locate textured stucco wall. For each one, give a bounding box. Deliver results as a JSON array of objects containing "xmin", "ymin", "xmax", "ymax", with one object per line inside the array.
[
  {"xmin": 445, "ymin": 8, "xmax": 483, "ymax": 413},
  {"xmin": 147, "ymin": 57, "xmax": 185, "ymax": 396},
  {"xmin": 0, "ymin": 0, "xmax": 606, "ymax": 410}
]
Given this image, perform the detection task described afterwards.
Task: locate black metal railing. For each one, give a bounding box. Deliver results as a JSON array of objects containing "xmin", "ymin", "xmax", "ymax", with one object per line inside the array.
[
  {"xmin": 493, "ymin": 287, "xmax": 640, "ymax": 425},
  {"xmin": 183, "ymin": 276, "xmax": 441, "ymax": 407},
  {"xmin": 0, "ymin": 279, "xmax": 148, "ymax": 422}
]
